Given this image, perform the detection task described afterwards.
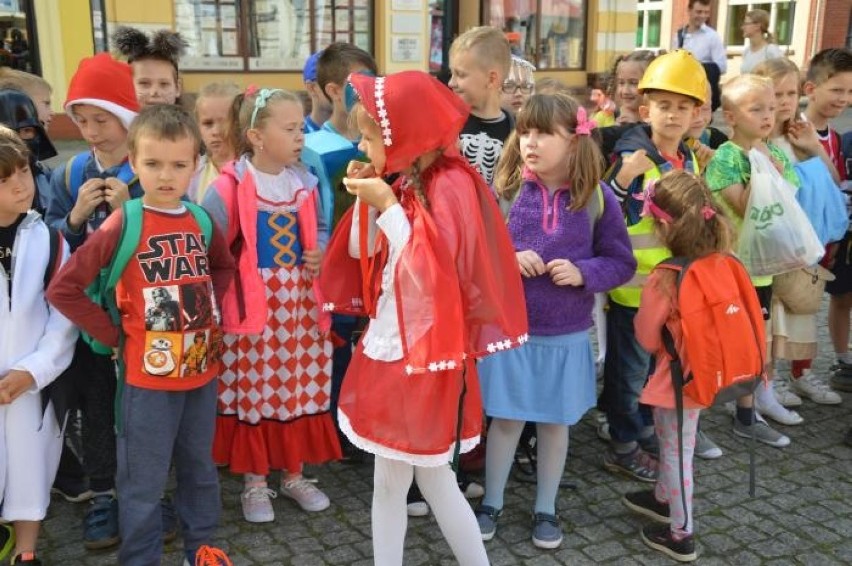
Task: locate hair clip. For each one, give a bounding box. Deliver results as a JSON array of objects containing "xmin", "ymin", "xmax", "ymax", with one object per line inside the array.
[
  {"xmin": 245, "ymin": 84, "xmax": 259, "ymax": 97},
  {"xmin": 250, "ymin": 88, "xmax": 283, "ymax": 128},
  {"xmin": 575, "ymin": 106, "xmax": 597, "ymax": 136},
  {"xmin": 637, "ymin": 179, "xmax": 674, "ymax": 224},
  {"xmin": 701, "ymin": 205, "xmax": 717, "ymax": 220}
]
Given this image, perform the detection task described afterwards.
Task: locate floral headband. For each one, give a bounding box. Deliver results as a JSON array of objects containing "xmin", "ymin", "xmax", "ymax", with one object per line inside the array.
[{"xmin": 246, "ymin": 86, "xmax": 284, "ymax": 128}]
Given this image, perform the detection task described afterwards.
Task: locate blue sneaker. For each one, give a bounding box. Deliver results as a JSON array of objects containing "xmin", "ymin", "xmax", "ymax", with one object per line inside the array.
[
  {"xmin": 0, "ymin": 524, "xmax": 14, "ymax": 562},
  {"xmin": 474, "ymin": 505, "xmax": 501, "ymax": 541},
  {"xmin": 83, "ymin": 495, "xmax": 120, "ymax": 550},
  {"xmin": 531, "ymin": 512, "xmax": 563, "ymax": 549},
  {"xmin": 183, "ymin": 545, "xmax": 232, "ymax": 565}
]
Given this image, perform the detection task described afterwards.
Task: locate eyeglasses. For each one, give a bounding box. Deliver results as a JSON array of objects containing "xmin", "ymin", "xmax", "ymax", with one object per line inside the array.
[{"xmin": 502, "ymin": 81, "xmax": 534, "ymax": 95}]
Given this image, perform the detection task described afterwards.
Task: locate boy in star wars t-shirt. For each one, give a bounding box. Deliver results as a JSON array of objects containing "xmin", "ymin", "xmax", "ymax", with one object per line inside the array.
[{"xmin": 48, "ymin": 105, "xmax": 235, "ymax": 566}]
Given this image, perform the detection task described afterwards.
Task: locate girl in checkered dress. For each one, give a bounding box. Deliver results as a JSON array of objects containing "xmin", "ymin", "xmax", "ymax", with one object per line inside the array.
[{"xmin": 202, "ymin": 87, "xmax": 341, "ymax": 524}]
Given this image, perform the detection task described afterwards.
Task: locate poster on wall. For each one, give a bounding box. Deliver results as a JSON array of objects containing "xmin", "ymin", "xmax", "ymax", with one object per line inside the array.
[
  {"xmin": 248, "ymin": 0, "xmax": 310, "ymax": 70},
  {"xmin": 173, "ymin": 0, "xmax": 244, "ymax": 70}
]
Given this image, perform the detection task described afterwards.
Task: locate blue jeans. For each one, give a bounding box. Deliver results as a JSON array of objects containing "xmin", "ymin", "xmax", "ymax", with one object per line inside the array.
[
  {"xmin": 116, "ymin": 380, "xmax": 220, "ymax": 566},
  {"xmin": 600, "ymin": 302, "xmax": 653, "ymax": 444}
]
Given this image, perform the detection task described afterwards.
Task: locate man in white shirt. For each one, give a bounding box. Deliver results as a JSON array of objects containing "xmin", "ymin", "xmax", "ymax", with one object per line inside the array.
[{"xmin": 674, "ymin": 0, "xmax": 727, "ymax": 110}]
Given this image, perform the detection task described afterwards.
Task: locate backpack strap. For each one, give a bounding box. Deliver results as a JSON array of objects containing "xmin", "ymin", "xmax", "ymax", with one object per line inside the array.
[
  {"xmin": 65, "ymin": 152, "xmax": 89, "ymax": 202},
  {"xmin": 43, "ymin": 226, "xmax": 64, "ymax": 289},
  {"xmin": 185, "ymin": 202, "xmax": 214, "ymax": 247},
  {"xmin": 658, "ymin": 255, "xmax": 692, "ymax": 534},
  {"xmin": 66, "ymin": 154, "xmax": 138, "ymax": 203}
]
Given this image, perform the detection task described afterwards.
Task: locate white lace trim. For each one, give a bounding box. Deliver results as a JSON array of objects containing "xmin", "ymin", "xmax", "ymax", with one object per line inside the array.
[
  {"xmin": 375, "ymin": 77, "xmax": 392, "ymax": 146},
  {"xmin": 338, "ymin": 409, "xmax": 480, "ymax": 468}
]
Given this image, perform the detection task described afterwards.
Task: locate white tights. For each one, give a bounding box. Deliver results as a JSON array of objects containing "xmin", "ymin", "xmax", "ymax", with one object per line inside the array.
[{"xmin": 372, "ymin": 456, "xmax": 489, "ymax": 566}]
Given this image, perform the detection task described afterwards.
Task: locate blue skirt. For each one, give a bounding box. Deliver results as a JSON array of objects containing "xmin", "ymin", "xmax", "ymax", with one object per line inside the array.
[{"xmin": 478, "ymin": 331, "xmax": 595, "ymax": 425}]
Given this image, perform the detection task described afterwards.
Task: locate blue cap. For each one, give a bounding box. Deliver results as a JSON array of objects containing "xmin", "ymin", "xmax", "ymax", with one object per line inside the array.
[{"xmin": 303, "ymin": 51, "xmax": 322, "ymax": 83}]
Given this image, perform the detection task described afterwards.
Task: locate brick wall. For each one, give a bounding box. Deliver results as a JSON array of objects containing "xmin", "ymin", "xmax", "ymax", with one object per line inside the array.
[{"xmin": 819, "ymin": 0, "xmax": 852, "ymax": 50}]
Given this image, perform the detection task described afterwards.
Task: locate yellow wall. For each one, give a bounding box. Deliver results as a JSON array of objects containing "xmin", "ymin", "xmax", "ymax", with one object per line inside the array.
[{"xmin": 35, "ymin": 0, "xmax": 94, "ymax": 105}]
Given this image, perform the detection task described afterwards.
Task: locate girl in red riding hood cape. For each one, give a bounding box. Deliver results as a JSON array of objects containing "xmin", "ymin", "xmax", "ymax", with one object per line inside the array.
[{"xmin": 320, "ymin": 71, "xmax": 527, "ymax": 565}]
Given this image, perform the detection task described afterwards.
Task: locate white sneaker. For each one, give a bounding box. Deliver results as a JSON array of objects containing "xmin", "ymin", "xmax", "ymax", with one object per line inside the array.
[
  {"xmin": 280, "ymin": 477, "xmax": 330, "ymax": 512},
  {"xmin": 791, "ymin": 371, "xmax": 843, "ymax": 405},
  {"xmin": 773, "ymin": 378, "xmax": 803, "ymax": 408},
  {"xmin": 756, "ymin": 397, "xmax": 804, "ymax": 426},
  {"xmin": 241, "ymin": 485, "xmax": 276, "ymax": 523},
  {"xmin": 407, "ymin": 500, "xmax": 430, "ymax": 517},
  {"xmin": 695, "ymin": 430, "xmax": 723, "ymax": 459},
  {"xmin": 462, "ymin": 480, "xmax": 485, "ymax": 499}
]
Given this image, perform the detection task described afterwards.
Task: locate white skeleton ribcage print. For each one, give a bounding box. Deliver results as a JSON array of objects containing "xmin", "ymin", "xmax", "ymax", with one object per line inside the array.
[{"xmin": 459, "ymin": 132, "xmax": 505, "ymax": 186}]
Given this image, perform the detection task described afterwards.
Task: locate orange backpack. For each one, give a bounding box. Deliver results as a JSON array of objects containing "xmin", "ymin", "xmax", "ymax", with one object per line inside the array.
[
  {"xmin": 658, "ymin": 253, "xmax": 767, "ymax": 408},
  {"xmin": 657, "ymin": 253, "xmax": 767, "ymax": 531}
]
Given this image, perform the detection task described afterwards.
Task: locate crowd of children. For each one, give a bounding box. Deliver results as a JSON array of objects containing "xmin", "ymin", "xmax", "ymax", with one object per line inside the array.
[{"xmin": 0, "ymin": 22, "xmax": 849, "ymax": 566}]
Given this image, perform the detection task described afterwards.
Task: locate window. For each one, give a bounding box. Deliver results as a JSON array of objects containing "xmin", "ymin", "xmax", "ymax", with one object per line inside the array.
[
  {"xmin": 725, "ymin": 0, "xmax": 794, "ymax": 47},
  {"xmin": 484, "ymin": 0, "xmax": 586, "ymax": 70},
  {"xmin": 173, "ymin": 0, "xmax": 372, "ymax": 71},
  {"xmin": 636, "ymin": 0, "xmax": 663, "ymax": 49}
]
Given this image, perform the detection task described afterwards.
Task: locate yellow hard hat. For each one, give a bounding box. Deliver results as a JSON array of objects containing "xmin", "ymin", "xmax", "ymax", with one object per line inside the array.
[{"xmin": 637, "ymin": 50, "xmax": 708, "ymax": 104}]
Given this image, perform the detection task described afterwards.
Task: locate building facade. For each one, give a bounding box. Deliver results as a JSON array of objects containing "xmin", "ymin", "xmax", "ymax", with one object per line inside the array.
[{"xmin": 21, "ymin": 0, "xmax": 852, "ymax": 138}]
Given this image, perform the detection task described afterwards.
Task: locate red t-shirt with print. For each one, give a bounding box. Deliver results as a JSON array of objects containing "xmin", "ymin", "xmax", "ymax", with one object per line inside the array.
[{"xmin": 48, "ymin": 205, "xmax": 235, "ymax": 391}]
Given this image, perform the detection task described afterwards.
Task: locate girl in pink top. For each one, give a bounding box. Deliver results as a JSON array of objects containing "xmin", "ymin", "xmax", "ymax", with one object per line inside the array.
[{"xmin": 628, "ymin": 171, "xmax": 734, "ymax": 563}]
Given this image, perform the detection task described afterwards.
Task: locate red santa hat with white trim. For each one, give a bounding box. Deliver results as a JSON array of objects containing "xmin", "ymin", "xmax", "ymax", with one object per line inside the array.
[{"xmin": 64, "ymin": 53, "xmax": 140, "ymax": 130}]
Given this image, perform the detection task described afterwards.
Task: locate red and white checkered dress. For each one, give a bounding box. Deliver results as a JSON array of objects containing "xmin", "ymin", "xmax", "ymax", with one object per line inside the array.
[{"xmin": 213, "ymin": 188, "xmax": 341, "ymax": 475}]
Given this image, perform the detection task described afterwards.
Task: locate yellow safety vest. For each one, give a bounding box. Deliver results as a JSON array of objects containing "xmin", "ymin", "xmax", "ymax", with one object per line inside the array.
[{"xmin": 608, "ymin": 155, "xmax": 699, "ymax": 307}]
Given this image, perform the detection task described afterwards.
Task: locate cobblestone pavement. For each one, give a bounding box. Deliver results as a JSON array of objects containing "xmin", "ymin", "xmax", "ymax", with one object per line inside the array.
[
  {"xmin": 39, "ymin": 111, "xmax": 852, "ymax": 564},
  {"xmin": 37, "ymin": 300, "xmax": 852, "ymax": 566}
]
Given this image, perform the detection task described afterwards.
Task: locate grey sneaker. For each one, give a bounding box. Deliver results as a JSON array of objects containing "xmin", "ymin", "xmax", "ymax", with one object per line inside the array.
[
  {"xmin": 695, "ymin": 430, "xmax": 723, "ymax": 459},
  {"xmin": 830, "ymin": 363, "xmax": 852, "ymax": 392},
  {"xmin": 733, "ymin": 417, "xmax": 790, "ymax": 448},
  {"xmin": 474, "ymin": 505, "xmax": 501, "ymax": 541},
  {"xmin": 531, "ymin": 512, "xmax": 563, "ymax": 549}
]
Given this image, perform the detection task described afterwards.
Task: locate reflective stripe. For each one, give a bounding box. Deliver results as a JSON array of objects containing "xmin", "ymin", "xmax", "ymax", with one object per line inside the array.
[{"xmin": 630, "ymin": 232, "xmax": 661, "ymax": 249}]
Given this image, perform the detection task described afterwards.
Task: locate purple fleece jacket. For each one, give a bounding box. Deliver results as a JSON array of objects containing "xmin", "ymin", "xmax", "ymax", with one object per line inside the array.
[{"xmin": 507, "ymin": 175, "xmax": 636, "ymax": 335}]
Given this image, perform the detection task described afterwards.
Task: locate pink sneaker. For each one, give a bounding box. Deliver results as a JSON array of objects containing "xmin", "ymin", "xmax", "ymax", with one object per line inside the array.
[{"xmin": 280, "ymin": 477, "xmax": 330, "ymax": 512}]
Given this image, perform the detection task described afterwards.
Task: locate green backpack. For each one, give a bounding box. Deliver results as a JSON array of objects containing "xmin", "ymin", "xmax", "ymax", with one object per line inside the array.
[{"xmin": 82, "ymin": 198, "xmax": 213, "ymax": 362}]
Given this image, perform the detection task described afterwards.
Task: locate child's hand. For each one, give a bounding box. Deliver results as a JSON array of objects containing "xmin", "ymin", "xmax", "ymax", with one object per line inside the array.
[
  {"xmin": 516, "ymin": 250, "xmax": 546, "ymax": 277},
  {"xmin": 103, "ymin": 178, "xmax": 130, "ymax": 211},
  {"xmin": 547, "ymin": 258, "xmax": 584, "ymax": 287},
  {"xmin": 343, "ymin": 177, "xmax": 398, "ymax": 212},
  {"xmin": 68, "ymin": 178, "xmax": 107, "ymax": 230},
  {"xmin": 616, "ymin": 149, "xmax": 654, "ymax": 187},
  {"xmin": 303, "ymin": 248, "xmax": 322, "ymax": 277},
  {"xmin": 786, "ymin": 120, "xmax": 823, "ymax": 156},
  {"xmin": 346, "ymin": 160, "xmax": 377, "ymax": 180},
  {"xmin": 694, "ymin": 143, "xmax": 715, "ymax": 171},
  {"xmin": 0, "ymin": 369, "xmax": 35, "ymax": 404}
]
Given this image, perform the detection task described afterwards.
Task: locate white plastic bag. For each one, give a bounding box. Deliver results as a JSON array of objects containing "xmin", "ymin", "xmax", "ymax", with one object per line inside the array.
[{"xmin": 737, "ymin": 149, "xmax": 824, "ymax": 276}]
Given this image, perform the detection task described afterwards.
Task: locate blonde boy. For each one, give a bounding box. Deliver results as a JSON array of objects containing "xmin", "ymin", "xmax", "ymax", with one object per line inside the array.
[
  {"xmin": 449, "ymin": 26, "xmax": 513, "ymax": 186},
  {"xmin": 704, "ymin": 74, "xmax": 803, "ymax": 438}
]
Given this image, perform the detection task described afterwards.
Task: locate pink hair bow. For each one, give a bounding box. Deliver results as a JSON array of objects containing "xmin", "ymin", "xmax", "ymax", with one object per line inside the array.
[
  {"xmin": 575, "ymin": 106, "xmax": 597, "ymax": 136},
  {"xmin": 701, "ymin": 205, "xmax": 717, "ymax": 220},
  {"xmin": 245, "ymin": 84, "xmax": 259, "ymax": 97}
]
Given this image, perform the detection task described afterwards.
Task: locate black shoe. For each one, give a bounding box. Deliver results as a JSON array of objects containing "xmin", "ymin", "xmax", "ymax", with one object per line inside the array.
[
  {"xmin": 51, "ymin": 474, "xmax": 93, "ymax": 503},
  {"xmin": 640, "ymin": 524, "xmax": 696, "ymax": 562},
  {"xmin": 11, "ymin": 552, "xmax": 43, "ymax": 565},
  {"xmin": 623, "ymin": 490, "xmax": 670, "ymax": 523},
  {"xmin": 161, "ymin": 497, "xmax": 178, "ymax": 543}
]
